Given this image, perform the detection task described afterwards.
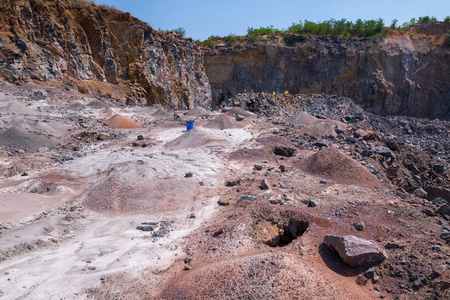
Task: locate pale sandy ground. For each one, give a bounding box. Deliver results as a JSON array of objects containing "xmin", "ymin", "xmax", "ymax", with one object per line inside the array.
[{"xmin": 0, "ymin": 91, "xmax": 255, "ymax": 299}]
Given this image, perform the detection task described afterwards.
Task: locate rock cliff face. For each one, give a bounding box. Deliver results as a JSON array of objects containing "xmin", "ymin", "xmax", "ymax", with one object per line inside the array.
[
  {"xmin": 0, "ymin": 0, "xmax": 211, "ymax": 108},
  {"xmin": 205, "ymin": 23, "xmax": 450, "ymax": 119},
  {"xmin": 0, "ymin": 1, "xmax": 448, "ymax": 119}
]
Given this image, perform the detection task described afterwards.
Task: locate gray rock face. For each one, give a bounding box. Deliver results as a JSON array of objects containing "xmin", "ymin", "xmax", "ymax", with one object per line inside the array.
[
  {"xmin": 324, "ymin": 235, "xmax": 388, "ymax": 267},
  {"xmin": 205, "ymin": 24, "xmax": 450, "ymax": 119},
  {"xmin": 0, "ymin": 0, "xmax": 211, "ymax": 108}
]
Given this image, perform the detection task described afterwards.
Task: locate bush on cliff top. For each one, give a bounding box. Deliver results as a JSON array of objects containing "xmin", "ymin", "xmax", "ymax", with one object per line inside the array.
[{"xmin": 241, "ymin": 16, "xmax": 449, "ymax": 40}]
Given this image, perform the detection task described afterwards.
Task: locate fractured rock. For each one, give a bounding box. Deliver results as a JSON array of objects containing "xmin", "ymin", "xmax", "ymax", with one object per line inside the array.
[
  {"xmin": 324, "ymin": 235, "xmax": 388, "ymax": 267},
  {"xmin": 218, "ymin": 195, "xmax": 231, "ymax": 206},
  {"xmin": 268, "ymin": 194, "xmax": 282, "ymax": 204},
  {"xmin": 260, "ymin": 179, "xmax": 270, "ymax": 190},
  {"xmin": 274, "ymin": 146, "xmax": 295, "ymax": 157}
]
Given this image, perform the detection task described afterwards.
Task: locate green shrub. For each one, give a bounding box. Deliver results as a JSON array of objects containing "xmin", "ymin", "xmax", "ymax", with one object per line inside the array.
[
  {"xmin": 201, "ymin": 36, "xmax": 218, "ymax": 48},
  {"xmin": 98, "ymin": 4, "xmax": 116, "ymax": 9},
  {"xmin": 247, "ymin": 25, "xmax": 282, "ymax": 35},
  {"xmin": 391, "ymin": 19, "xmax": 398, "ymax": 29},
  {"xmin": 444, "ymin": 16, "xmax": 450, "ymax": 22},
  {"xmin": 172, "ymin": 27, "xmax": 186, "ymax": 37},
  {"xmin": 223, "ymin": 33, "xmax": 238, "ymax": 43}
]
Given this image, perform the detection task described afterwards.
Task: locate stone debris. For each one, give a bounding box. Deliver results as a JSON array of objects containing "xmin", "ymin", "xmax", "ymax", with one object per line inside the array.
[
  {"xmin": 274, "ymin": 146, "xmax": 295, "ymax": 157},
  {"xmin": 324, "ymin": 235, "xmax": 388, "ymax": 267}
]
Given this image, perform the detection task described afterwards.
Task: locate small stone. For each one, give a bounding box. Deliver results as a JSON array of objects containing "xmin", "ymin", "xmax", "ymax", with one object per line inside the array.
[
  {"xmin": 189, "ymin": 213, "xmax": 196, "ymax": 219},
  {"xmin": 21, "ymin": 173, "xmax": 28, "ymax": 177},
  {"xmin": 335, "ymin": 126, "xmax": 344, "ymax": 134},
  {"xmin": 183, "ymin": 264, "xmax": 191, "ymax": 270},
  {"xmin": 353, "ymin": 221, "xmax": 365, "ymax": 231},
  {"xmin": 199, "ymin": 181, "xmax": 205, "ymax": 186},
  {"xmin": 279, "ymin": 182, "xmax": 288, "ymax": 188},
  {"xmin": 136, "ymin": 225, "xmax": 155, "ymax": 231},
  {"xmin": 213, "ymin": 228, "xmax": 224, "ymax": 237},
  {"xmin": 413, "ymin": 278, "xmax": 425, "ymax": 289},
  {"xmin": 346, "ymin": 136, "xmax": 358, "ymax": 144},
  {"xmin": 218, "ymin": 195, "xmax": 231, "ymax": 206},
  {"xmin": 364, "ymin": 267, "xmax": 376, "ymax": 279},
  {"xmin": 100, "ymin": 275, "xmax": 106, "ymax": 282},
  {"xmin": 88, "ymin": 266, "xmax": 96, "ymax": 270},
  {"xmin": 274, "ymin": 146, "xmax": 295, "ymax": 157},
  {"xmin": 39, "ymin": 147, "xmax": 49, "ymax": 153},
  {"xmin": 385, "ymin": 242, "xmax": 404, "ymax": 250},
  {"xmin": 254, "ymin": 165, "xmax": 263, "ymax": 170},
  {"xmin": 433, "ymin": 165, "xmax": 445, "ymax": 173},
  {"xmin": 372, "ymin": 274, "xmax": 380, "ymax": 283},
  {"xmin": 137, "ymin": 135, "xmax": 144, "ymax": 140},
  {"xmin": 97, "ymin": 133, "xmax": 110, "ymax": 140},
  {"xmin": 237, "ymin": 195, "xmax": 257, "ymax": 203},
  {"xmin": 356, "ymin": 274, "xmax": 368, "ymax": 286},
  {"xmin": 185, "ymin": 172, "xmax": 193, "ymax": 178},
  {"xmin": 235, "ymin": 114, "xmax": 245, "ymax": 121},
  {"xmin": 440, "ymin": 232, "xmax": 450, "ymax": 241},
  {"xmin": 432, "ymin": 245, "xmax": 441, "ymax": 251},
  {"xmin": 375, "ymin": 146, "xmax": 395, "ymax": 158},
  {"xmin": 260, "ymin": 179, "xmax": 270, "ymax": 190},
  {"xmin": 437, "ymin": 204, "xmax": 450, "ymax": 216},
  {"xmin": 268, "ymin": 194, "xmax": 282, "ymax": 204},
  {"xmin": 432, "ymin": 198, "xmax": 447, "ymax": 206},
  {"xmin": 315, "ymin": 140, "xmax": 328, "ymax": 147},
  {"xmin": 319, "ymin": 179, "xmax": 327, "ymax": 184},
  {"xmin": 423, "ymin": 209, "xmax": 437, "ymax": 217},
  {"xmin": 279, "ymin": 165, "xmax": 288, "ymax": 172},
  {"xmin": 283, "ymin": 193, "xmax": 294, "ymax": 201},
  {"xmin": 308, "ymin": 199, "xmax": 320, "ymax": 207},
  {"xmin": 413, "ymin": 188, "xmax": 428, "ymax": 198},
  {"xmin": 225, "ymin": 179, "xmax": 241, "ymax": 187}
]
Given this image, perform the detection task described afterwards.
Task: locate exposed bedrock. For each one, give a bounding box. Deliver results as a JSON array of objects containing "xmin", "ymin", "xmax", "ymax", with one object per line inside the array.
[
  {"xmin": 204, "ymin": 23, "xmax": 450, "ymax": 119},
  {"xmin": 0, "ymin": 0, "xmax": 211, "ymax": 108}
]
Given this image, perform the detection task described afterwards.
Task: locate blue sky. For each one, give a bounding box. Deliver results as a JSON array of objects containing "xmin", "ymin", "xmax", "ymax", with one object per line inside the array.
[{"xmin": 96, "ymin": 0, "xmax": 450, "ymax": 40}]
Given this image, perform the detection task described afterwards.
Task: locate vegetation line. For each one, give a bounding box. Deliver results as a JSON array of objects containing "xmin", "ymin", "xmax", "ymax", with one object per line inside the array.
[{"xmin": 201, "ymin": 16, "xmax": 450, "ymax": 47}]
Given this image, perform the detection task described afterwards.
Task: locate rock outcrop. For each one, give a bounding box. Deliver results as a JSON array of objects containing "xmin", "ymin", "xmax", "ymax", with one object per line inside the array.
[
  {"xmin": 205, "ymin": 23, "xmax": 450, "ymax": 119},
  {"xmin": 0, "ymin": 0, "xmax": 211, "ymax": 108},
  {"xmin": 324, "ymin": 235, "xmax": 388, "ymax": 267}
]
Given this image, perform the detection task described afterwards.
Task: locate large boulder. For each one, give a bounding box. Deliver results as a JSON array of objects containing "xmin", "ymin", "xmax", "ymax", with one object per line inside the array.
[{"xmin": 324, "ymin": 235, "xmax": 388, "ymax": 267}]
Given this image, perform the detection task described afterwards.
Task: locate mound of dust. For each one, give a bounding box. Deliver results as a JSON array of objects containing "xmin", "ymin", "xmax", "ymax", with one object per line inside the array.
[
  {"xmin": 0, "ymin": 127, "xmax": 58, "ymax": 152},
  {"xmin": 152, "ymin": 109, "xmax": 174, "ymax": 119},
  {"xmin": 187, "ymin": 106, "xmax": 212, "ymax": 116},
  {"xmin": 298, "ymin": 146, "xmax": 379, "ymax": 188},
  {"xmin": 0, "ymin": 102, "xmax": 39, "ymax": 115},
  {"xmin": 88, "ymin": 100, "xmax": 116, "ymax": 109},
  {"xmin": 80, "ymin": 174, "xmax": 196, "ymax": 214},
  {"xmin": 0, "ymin": 81, "xmax": 18, "ymax": 92},
  {"xmin": 159, "ymin": 252, "xmax": 369, "ymax": 299},
  {"xmin": 103, "ymin": 114, "xmax": 142, "ymax": 129},
  {"xmin": 165, "ymin": 128, "xmax": 223, "ymax": 149},
  {"xmin": 225, "ymin": 107, "xmax": 254, "ymax": 117},
  {"xmin": 204, "ymin": 115, "xmax": 243, "ymax": 129},
  {"xmin": 287, "ymin": 112, "xmax": 317, "ymax": 124},
  {"xmin": 66, "ymin": 102, "xmax": 84, "ymax": 111},
  {"xmin": 297, "ymin": 119, "xmax": 347, "ymax": 137}
]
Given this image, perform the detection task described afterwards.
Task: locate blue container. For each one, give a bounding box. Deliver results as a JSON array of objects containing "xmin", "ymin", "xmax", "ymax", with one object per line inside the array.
[{"xmin": 186, "ymin": 120, "xmax": 195, "ymax": 131}]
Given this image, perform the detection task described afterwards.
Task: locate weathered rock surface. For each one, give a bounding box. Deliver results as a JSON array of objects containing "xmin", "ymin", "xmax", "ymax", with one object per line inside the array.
[
  {"xmin": 324, "ymin": 235, "xmax": 388, "ymax": 267},
  {"xmin": 0, "ymin": 0, "xmax": 211, "ymax": 108},
  {"xmin": 205, "ymin": 23, "xmax": 450, "ymax": 119}
]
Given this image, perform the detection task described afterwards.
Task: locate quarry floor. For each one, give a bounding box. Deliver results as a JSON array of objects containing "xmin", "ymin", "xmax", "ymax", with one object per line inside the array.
[{"xmin": 0, "ymin": 85, "xmax": 448, "ymax": 300}]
